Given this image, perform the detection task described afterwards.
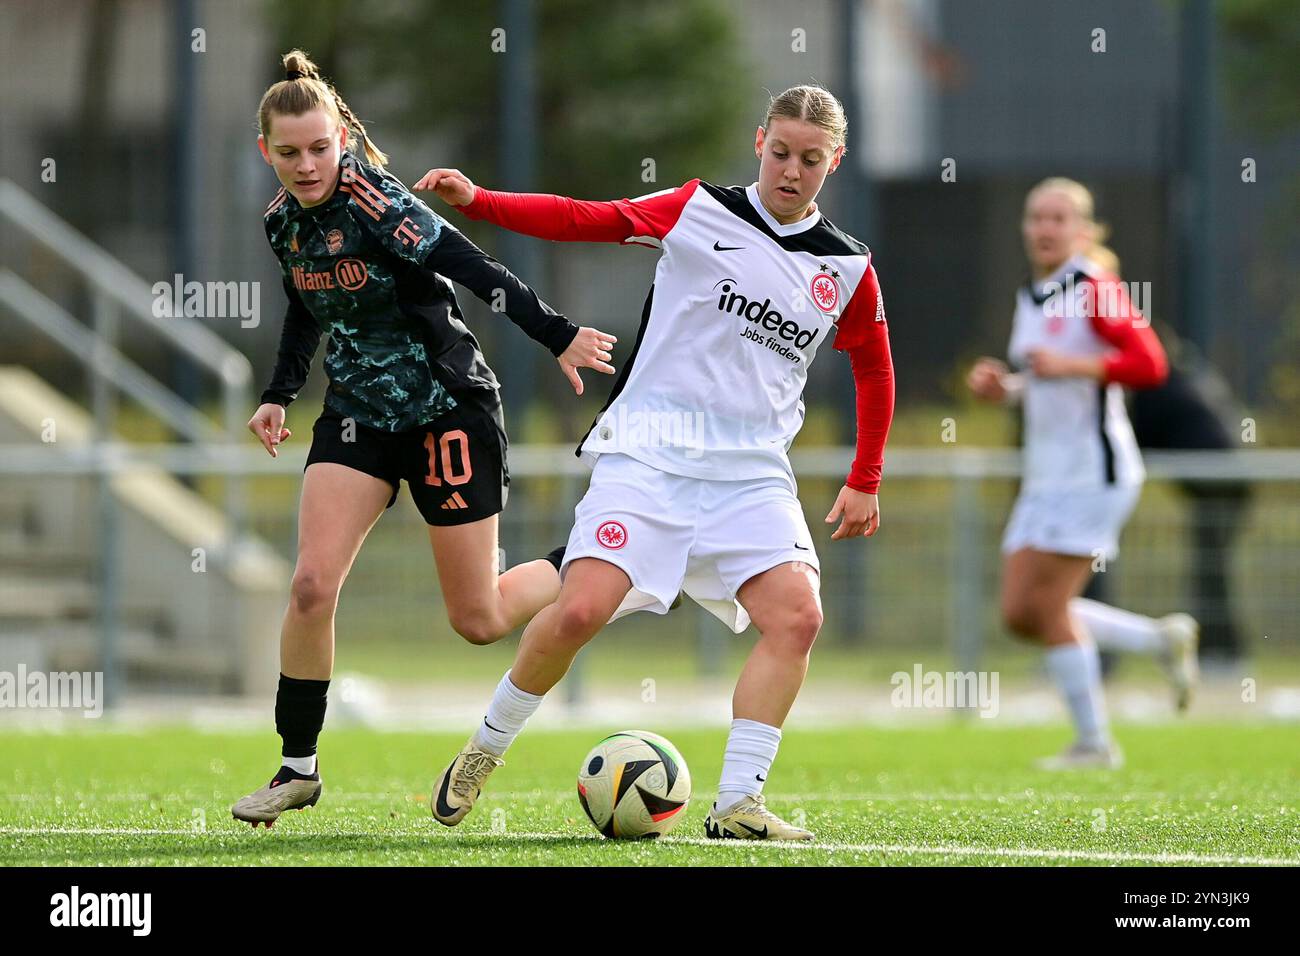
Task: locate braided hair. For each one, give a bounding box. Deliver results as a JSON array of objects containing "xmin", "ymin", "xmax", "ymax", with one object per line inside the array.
[{"xmin": 257, "ymin": 48, "xmax": 389, "ymax": 168}]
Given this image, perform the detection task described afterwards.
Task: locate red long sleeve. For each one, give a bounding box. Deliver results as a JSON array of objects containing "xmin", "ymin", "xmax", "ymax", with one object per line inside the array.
[
  {"xmin": 461, "ymin": 181, "xmax": 701, "ymax": 246},
  {"xmin": 834, "ymin": 263, "xmax": 894, "ymax": 494},
  {"xmin": 1084, "ymin": 276, "xmax": 1168, "ymax": 388},
  {"xmin": 846, "ymin": 338, "xmax": 895, "ymax": 494}
]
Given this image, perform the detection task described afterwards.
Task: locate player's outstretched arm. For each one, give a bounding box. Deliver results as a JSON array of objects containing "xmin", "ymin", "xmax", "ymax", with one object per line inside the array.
[
  {"xmin": 424, "ymin": 227, "xmax": 617, "ymax": 395},
  {"xmin": 415, "ymin": 167, "xmax": 477, "ymax": 206},
  {"xmin": 416, "ymin": 168, "xmax": 698, "ymax": 247},
  {"xmin": 415, "ymin": 167, "xmax": 632, "ymax": 242}
]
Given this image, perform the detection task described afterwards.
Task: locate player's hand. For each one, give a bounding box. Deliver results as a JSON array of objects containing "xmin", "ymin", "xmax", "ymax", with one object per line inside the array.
[
  {"xmin": 413, "ymin": 168, "xmax": 476, "ymax": 207},
  {"xmin": 557, "ymin": 327, "xmax": 618, "ymax": 396},
  {"xmin": 825, "ymin": 485, "xmax": 879, "ymax": 540},
  {"xmin": 247, "ymin": 402, "xmax": 291, "ymax": 458},
  {"xmin": 1027, "ymin": 348, "xmax": 1103, "ymax": 381},
  {"xmin": 966, "ymin": 356, "xmax": 1009, "ymax": 402}
]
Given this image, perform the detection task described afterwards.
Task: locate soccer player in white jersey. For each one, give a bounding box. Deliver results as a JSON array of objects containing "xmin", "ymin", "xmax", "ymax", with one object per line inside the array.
[
  {"xmin": 967, "ymin": 178, "xmax": 1200, "ymax": 770},
  {"xmin": 413, "ymin": 86, "xmax": 894, "ymax": 839}
]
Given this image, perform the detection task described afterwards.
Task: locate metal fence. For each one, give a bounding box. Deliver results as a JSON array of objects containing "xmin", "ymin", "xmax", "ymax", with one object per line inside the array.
[{"xmin": 1, "ymin": 443, "xmax": 1295, "ymax": 699}]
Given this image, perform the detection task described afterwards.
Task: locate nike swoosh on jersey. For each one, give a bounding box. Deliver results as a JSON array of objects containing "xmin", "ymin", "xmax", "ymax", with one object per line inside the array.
[{"xmin": 713, "ymin": 241, "xmax": 745, "ymax": 251}]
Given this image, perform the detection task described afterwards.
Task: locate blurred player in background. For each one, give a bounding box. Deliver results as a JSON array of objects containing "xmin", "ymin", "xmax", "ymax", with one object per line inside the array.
[
  {"xmin": 416, "ymin": 85, "xmax": 894, "ymax": 840},
  {"xmin": 232, "ymin": 50, "xmax": 617, "ymax": 827},
  {"xmin": 1087, "ymin": 321, "xmax": 1253, "ymax": 676},
  {"xmin": 1129, "ymin": 323, "xmax": 1253, "ymax": 667},
  {"xmin": 967, "ymin": 178, "xmax": 1198, "ymax": 770}
]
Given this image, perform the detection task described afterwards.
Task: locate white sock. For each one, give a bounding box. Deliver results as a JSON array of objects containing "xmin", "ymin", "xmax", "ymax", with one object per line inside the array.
[
  {"xmin": 1071, "ymin": 598, "xmax": 1164, "ymax": 654},
  {"xmin": 281, "ymin": 754, "xmax": 316, "ymax": 775},
  {"xmin": 715, "ymin": 718, "xmax": 782, "ymax": 815},
  {"xmin": 1044, "ymin": 642, "xmax": 1110, "ymax": 749},
  {"xmin": 472, "ymin": 671, "xmax": 545, "ymax": 756}
]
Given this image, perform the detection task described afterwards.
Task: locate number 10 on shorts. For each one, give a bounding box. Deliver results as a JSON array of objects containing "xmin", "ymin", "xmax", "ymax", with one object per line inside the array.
[{"xmin": 423, "ymin": 429, "xmax": 472, "ymax": 486}]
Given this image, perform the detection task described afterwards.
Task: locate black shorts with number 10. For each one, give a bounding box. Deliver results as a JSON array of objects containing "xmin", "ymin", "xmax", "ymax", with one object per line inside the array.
[{"xmin": 305, "ymin": 397, "xmax": 508, "ymax": 526}]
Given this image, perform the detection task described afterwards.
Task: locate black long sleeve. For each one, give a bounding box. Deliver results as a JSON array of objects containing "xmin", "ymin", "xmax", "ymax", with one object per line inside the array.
[
  {"xmin": 260, "ymin": 278, "xmax": 325, "ymax": 407},
  {"xmin": 423, "ymin": 226, "xmax": 579, "ymax": 357}
]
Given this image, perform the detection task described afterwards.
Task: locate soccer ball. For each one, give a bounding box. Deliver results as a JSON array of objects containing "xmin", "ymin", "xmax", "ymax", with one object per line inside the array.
[{"xmin": 576, "ymin": 730, "xmax": 691, "ymax": 839}]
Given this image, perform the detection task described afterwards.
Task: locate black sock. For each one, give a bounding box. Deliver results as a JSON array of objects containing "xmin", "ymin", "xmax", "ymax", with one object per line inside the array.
[
  {"xmin": 275, "ymin": 674, "xmax": 329, "ymax": 759},
  {"xmin": 542, "ymin": 545, "xmax": 566, "ymax": 572}
]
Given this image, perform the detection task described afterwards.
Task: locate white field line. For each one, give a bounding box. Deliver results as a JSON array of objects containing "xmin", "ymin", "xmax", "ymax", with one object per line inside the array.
[
  {"xmin": 0, "ymin": 826, "xmax": 1294, "ymax": 866},
  {"xmin": 0, "ymin": 790, "xmax": 1221, "ymax": 803},
  {"xmin": 0, "ymin": 827, "xmax": 193, "ymax": 835},
  {"xmin": 607, "ymin": 834, "xmax": 1299, "ymax": 867}
]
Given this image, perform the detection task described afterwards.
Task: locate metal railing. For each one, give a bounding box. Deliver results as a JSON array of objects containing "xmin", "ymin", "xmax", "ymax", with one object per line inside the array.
[
  {"xmin": 1, "ymin": 443, "xmax": 1295, "ymax": 702},
  {"xmin": 0, "ymin": 179, "xmax": 254, "ymax": 705},
  {"xmin": 0, "ymin": 180, "xmax": 253, "ymax": 475}
]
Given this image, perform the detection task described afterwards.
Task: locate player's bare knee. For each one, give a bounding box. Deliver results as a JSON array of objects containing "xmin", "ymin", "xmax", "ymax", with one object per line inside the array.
[
  {"xmin": 763, "ymin": 601, "xmax": 822, "ymax": 656},
  {"xmin": 290, "ymin": 569, "xmax": 339, "ymax": 619},
  {"xmin": 553, "ymin": 599, "xmax": 606, "ymax": 646},
  {"xmin": 790, "ymin": 602, "xmax": 823, "ymax": 654},
  {"xmin": 447, "ymin": 608, "xmax": 504, "ymax": 646},
  {"xmin": 1002, "ymin": 600, "xmax": 1042, "ymax": 641}
]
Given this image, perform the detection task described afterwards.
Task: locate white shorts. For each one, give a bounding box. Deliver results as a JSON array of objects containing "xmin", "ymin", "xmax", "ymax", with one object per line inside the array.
[
  {"xmin": 1001, "ymin": 483, "xmax": 1142, "ymax": 560},
  {"xmin": 560, "ymin": 453, "xmax": 819, "ymax": 633}
]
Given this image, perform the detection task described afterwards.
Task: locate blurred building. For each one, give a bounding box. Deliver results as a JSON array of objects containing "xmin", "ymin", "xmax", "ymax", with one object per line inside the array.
[{"xmin": 1, "ymin": 0, "xmax": 1296, "ymax": 416}]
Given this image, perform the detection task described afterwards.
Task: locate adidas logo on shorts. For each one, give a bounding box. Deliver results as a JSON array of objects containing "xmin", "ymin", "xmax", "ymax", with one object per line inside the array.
[{"xmin": 440, "ymin": 492, "xmax": 469, "ymax": 510}]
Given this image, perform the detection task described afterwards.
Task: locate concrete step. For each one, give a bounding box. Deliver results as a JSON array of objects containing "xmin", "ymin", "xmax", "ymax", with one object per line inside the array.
[
  {"xmin": 0, "ymin": 624, "xmax": 233, "ymax": 691},
  {"xmin": 0, "ymin": 571, "xmax": 169, "ymax": 635},
  {"xmin": 0, "ymin": 547, "xmax": 92, "ymax": 576},
  {"xmin": 0, "ymin": 572, "xmax": 94, "ymax": 619}
]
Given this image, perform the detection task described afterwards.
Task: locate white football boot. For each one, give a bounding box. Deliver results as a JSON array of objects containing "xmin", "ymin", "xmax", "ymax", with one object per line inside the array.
[
  {"xmin": 703, "ymin": 794, "xmax": 814, "ymax": 841},
  {"xmin": 1036, "ymin": 740, "xmax": 1124, "ymax": 771},
  {"xmin": 431, "ymin": 738, "xmax": 504, "ymax": 826},
  {"xmin": 1159, "ymin": 613, "xmax": 1200, "ymax": 712}
]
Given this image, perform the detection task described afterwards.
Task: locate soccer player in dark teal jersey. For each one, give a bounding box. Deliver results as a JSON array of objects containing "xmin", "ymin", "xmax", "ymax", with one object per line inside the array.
[{"xmin": 232, "ymin": 50, "xmax": 617, "ymax": 827}]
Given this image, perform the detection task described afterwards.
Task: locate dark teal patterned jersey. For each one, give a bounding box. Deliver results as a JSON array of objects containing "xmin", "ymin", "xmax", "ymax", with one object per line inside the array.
[{"xmin": 261, "ymin": 151, "xmax": 577, "ymax": 432}]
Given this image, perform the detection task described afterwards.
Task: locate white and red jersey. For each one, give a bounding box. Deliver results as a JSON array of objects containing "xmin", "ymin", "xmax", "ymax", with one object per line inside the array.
[
  {"xmin": 1009, "ymin": 255, "xmax": 1167, "ymax": 492},
  {"xmin": 462, "ymin": 180, "xmax": 894, "ymax": 492}
]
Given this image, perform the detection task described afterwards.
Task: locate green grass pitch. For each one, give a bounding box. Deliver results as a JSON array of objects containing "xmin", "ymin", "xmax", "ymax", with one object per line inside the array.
[{"xmin": 1, "ymin": 723, "xmax": 1295, "ymax": 866}]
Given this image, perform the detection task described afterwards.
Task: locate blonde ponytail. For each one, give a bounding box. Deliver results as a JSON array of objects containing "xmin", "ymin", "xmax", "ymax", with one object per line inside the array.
[{"xmin": 257, "ymin": 49, "xmax": 390, "ymax": 168}]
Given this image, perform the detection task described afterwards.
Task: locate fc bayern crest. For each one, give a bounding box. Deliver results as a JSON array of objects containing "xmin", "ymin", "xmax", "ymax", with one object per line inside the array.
[
  {"xmin": 326, "ymin": 229, "xmax": 344, "ymax": 254},
  {"xmin": 810, "ymin": 272, "xmax": 839, "ymax": 312},
  {"xmin": 596, "ymin": 520, "xmax": 627, "ymax": 550}
]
